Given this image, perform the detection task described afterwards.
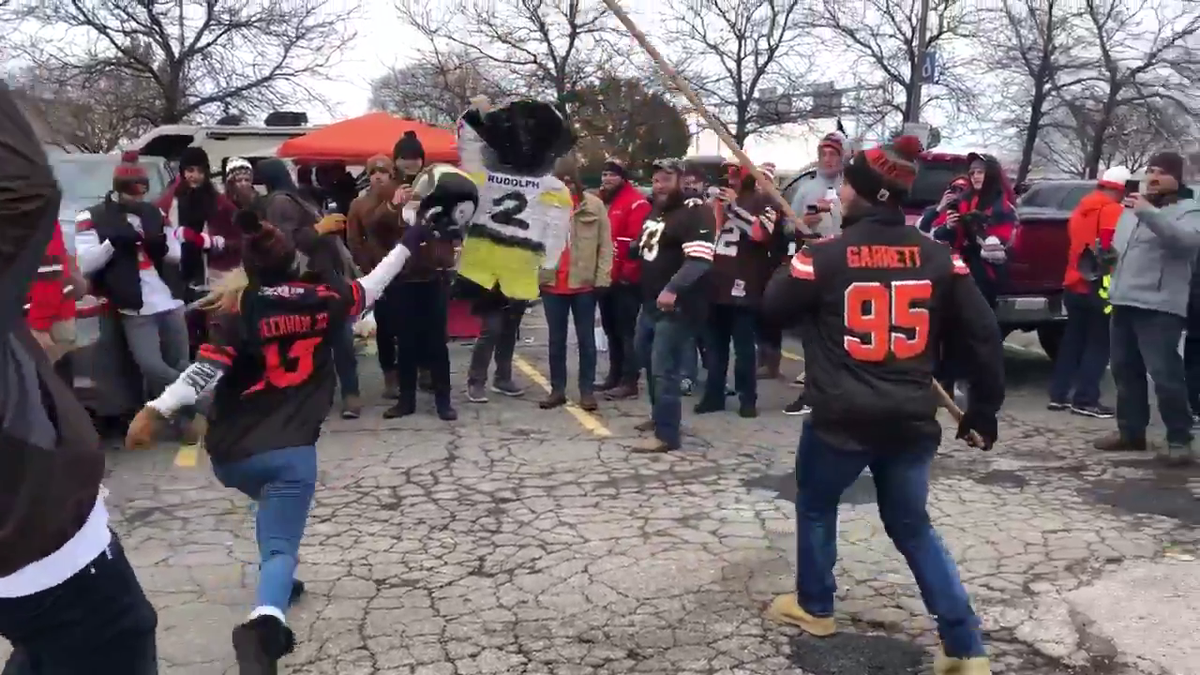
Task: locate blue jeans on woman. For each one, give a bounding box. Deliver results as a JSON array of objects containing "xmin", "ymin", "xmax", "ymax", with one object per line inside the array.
[
  {"xmin": 794, "ymin": 421, "xmax": 984, "ymax": 659},
  {"xmin": 212, "ymin": 445, "xmax": 317, "ymax": 613},
  {"xmin": 331, "ymin": 321, "xmax": 360, "ymax": 399},
  {"xmin": 542, "ymin": 290, "xmax": 597, "ymax": 395},
  {"xmin": 1048, "ymin": 291, "xmax": 1110, "ymax": 407}
]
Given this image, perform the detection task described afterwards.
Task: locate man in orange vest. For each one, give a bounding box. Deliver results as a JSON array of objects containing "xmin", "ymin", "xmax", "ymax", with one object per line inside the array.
[{"xmin": 1048, "ymin": 166, "xmax": 1129, "ymax": 418}]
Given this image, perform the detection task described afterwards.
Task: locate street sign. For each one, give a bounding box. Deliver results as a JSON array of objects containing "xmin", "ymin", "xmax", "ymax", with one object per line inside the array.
[{"xmin": 919, "ymin": 49, "xmax": 939, "ymax": 84}]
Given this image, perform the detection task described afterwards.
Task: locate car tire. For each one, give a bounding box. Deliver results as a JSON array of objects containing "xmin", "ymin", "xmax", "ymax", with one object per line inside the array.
[{"xmin": 1037, "ymin": 324, "xmax": 1064, "ymax": 361}]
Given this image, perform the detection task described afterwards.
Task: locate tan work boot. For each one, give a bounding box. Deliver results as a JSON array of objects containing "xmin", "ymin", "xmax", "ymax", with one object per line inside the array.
[
  {"xmin": 1092, "ymin": 432, "xmax": 1147, "ymax": 452},
  {"xmin": 631, "ymin": 437, "xmax": 675, "ymax": 454},
  {"xmin": 933, "ymin": 654, "xmax": 991, "ymax": 675},
  {"xmin": 382, "ymin": 371, "xmax": 399, "ymax": 400},
  {"xmin": 764, "ymin": 594, "xmax": 836, "ymax": 636}
]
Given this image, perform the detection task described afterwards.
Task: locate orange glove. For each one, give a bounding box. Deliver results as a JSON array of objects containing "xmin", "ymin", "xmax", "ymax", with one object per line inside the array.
[{"xmin": 314, "ymin": 214, "xmax": 347, "ymax": 235}]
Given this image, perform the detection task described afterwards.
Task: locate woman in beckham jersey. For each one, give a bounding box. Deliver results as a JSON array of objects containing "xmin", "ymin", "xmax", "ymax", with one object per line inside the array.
[{"xmin": 125, "ymin": 165, "xmax": 480, "ymax": 674}]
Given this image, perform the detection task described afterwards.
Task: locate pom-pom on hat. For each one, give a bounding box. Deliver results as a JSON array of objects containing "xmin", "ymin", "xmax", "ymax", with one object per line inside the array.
[
  {"xmin": 1097, "ymin": 166, "xmax": 1132, "ymax": 191},
  {"xmin": 393, "ymin": 130, "xmax": 425, "ymax": 162},
  {"xmin": 113, "ymin": 150, "xmax": 149, "ymax": 194},
  {"xmin": 843, "ymin": 135, "xmax": 923, "ymax": 205}
]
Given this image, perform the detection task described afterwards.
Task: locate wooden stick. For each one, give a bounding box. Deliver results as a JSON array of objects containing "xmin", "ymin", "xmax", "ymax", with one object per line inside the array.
[
  {"xmin": 603, "ymin": 0, "xmax": 987, "ymax": 449},
  {"xmin": 599, "ymin": 0, "xmax": 800, "ymax": 226}
]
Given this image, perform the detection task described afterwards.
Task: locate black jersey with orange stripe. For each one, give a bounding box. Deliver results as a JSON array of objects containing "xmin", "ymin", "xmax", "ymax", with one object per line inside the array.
[
  {"xmin": 763, "ymin": 206, "xmax": 1004, "ymax": 451},
  {"xmin": 636, "ymin": 194, "xmax": 717, "ymax": 323},
  {"xmin": 197, "ymin": 278, "xmax": 365, "ymax": 463}
]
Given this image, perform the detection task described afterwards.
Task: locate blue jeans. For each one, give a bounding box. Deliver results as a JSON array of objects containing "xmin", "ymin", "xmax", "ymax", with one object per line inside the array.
[
  {"xmin": 213, "ymin": 445, "xmax": 318, "ymax": 613},
  {"xmin": 702, "ymin": 304, "xmax": 758, "ymax": 406},
  {"xmin": 1048, "ymin": 292, "xmax": 1110, "ymax": 406},
  {"xmin": 0, "ymin": 534, "xmax": 158, "ymax": 675},
  {"xmin": 1110, "ymin": 305, "xmax": 1192, "ymax": 444},
  {"xmin": 542, "ymin": 290, "xmax": 597, "ymax": 395},
  {"xmin": 332, "ymin": 320, "xmax": 359, "ymax": 398},
  {"xmin": 795, "ymin": 422, "xmax": 984, "ymax": 659},
  {"xmin": 636, "ymin": 307, "xmax": 692, "ymax": 447},
  {"xmin": 681, "ymin": 333, "xmax": 699, "ymax": 383}
]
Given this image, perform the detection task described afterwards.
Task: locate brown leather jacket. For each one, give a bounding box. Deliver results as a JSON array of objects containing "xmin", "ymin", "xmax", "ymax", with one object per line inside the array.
[{"xmin": 346, "ymin": 185, "xmax": 397, "ymax": 272}]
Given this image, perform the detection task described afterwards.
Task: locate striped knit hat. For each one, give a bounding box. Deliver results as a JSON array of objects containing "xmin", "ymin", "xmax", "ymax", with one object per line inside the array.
[
  {"xmin": 843, "ymin": 135, "xmax": 923, "ymax": 205},
  {"xmin": 113, "ymin": 150, "xmax": 149, "ymax": 194}
]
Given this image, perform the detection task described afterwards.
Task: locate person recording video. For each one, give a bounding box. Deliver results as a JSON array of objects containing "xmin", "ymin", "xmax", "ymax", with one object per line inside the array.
[{"xmin": 926, "ymin": 154, "xmax": 1017, "ymax": 308}]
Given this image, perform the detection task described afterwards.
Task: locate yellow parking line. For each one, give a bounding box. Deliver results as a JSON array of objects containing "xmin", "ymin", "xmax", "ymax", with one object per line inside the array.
[
  {"xmin": 174, "ymin": 443, "xmax": 199, "ymax": 467},
  {"xmin": 512, "ymin": 356, "xmax": 612, "ymax": 437},
  {"xmin": 782, "ymin": 349, "xmax": 804, "ymax": 362}
]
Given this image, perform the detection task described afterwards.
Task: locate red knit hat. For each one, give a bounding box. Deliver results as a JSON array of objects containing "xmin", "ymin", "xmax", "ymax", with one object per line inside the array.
[
  {"xmin": 843, "ymin": 135, "xmax": 923, "ymax": 205},
  {"xmin": 113, "ymin": 150, "xmax": 149, "ymax": 194},
  {"xmin": 818, "ymin": 132, "xmax": 847, "ymax": 158}
]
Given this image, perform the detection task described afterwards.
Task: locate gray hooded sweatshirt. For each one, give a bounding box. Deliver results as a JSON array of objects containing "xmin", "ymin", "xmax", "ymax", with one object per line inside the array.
[
  {"xmin": 789, "ymin": 171, "xmax": 843, "ymax": 238},
  {"xmin": 1110, "ymin": 196, "xmax": 1200, "ymax": 317}
]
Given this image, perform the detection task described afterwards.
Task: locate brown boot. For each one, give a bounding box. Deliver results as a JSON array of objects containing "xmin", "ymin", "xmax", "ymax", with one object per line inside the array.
[
  {"xmin": 764, "ymin": 594, "xmax": 836, "ymax": 637},
  {"xmin": 631, "ymin": 437, "xmax": 676, "ymax": 453},
  {"xmin": 578, "ymin": 392, "xmax": 598, "ymax": 412},
  {"xmin": 756, "ymin": 346, "xmax": 782, "ymax": 380},
  {"xmin": 382, "ymin": 371, "xmax": 399, "ymax": 400},
  {"xmin": 1093, "ymin": 432, "xmax": 1147, "ymax": 452},
  {"xmin": 539, "ymin": 391, "xmax": 568, "ymax": 409},
  {"xmin": 606, "ymin": 382, "xmax": 639, "ymax": 400},
  {"xmin": 933, "ymin": 654, "xmax": 991, "ymax": 675}
]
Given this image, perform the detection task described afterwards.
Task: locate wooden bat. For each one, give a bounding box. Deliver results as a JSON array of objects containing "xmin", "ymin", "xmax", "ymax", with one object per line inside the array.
[{"xmin": 602, "ymin": 0, "xmax": 988, "ymax": 449}]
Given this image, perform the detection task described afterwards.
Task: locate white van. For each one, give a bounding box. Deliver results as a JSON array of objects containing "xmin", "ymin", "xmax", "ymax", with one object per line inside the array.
[{"xmin": 123, "ymin": 121, "xmax": 323, "ymax": 176}]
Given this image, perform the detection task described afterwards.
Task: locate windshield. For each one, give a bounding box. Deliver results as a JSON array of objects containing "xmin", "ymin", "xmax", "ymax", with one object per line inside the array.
[
  {"xmin": 1018, "ymin": 183, "xmax": 1091, "ymax": 211},
  {"xmin": 906, "ymin": 158, "xmax": 969, "ymax": 210},
  {"xmin": 50, "ymin": 155, "xmax": 168, "ymax": 216}
]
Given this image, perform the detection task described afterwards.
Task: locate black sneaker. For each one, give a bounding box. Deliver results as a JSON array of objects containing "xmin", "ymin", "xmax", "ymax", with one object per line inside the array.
[
  {"xmin": 1071, "ymin": 403, "xmax": 1115, "ymax": 419},
  {"xmin": 1047, "ymin": 400, "xmax": 1069, "ymax": 411},
  {"xmin": 783, "ymin": 397, "xmax": 810, "ymax": 416},
  {"xmin": 232, "ymin": 615, "xmax": 295, "ymax": 675},
  {"xmin": 693, "ymin": 398, "xmax": 724, "ymax": 414}
]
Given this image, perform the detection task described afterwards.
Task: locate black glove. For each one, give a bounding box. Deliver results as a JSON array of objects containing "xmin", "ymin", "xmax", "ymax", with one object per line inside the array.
[
  {"xmin": 956, "ymin": 408, "xmax": 998, "ymax": 451},
  {"xmin": 235, "ymin": 209, "xmax": 263, "ymax": 235},
  {"xmin": 108, "ymin": 227, "xmax": 143, "ymax": 252}
]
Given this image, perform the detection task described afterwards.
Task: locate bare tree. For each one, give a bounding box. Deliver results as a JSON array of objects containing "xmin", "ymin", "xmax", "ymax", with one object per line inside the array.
[
  {"xmin": 810, "ymin": 0, "xmax": 978, "ymax": 135},
  {"xmin": 9, "ymin": 63, "xmax": 158, "ymax": 151},
  {"xmin": 982, "ymin": 0, "xmax": 1094, "ymax": 182},
  {"xmin": 19, "ymin": 0, "xmax": 359, "ymax": 126},
  {"xmin": 398, "ymin": 0, "xmax": 612, "ymax": 103},
  {"xmin": 1037, "ymin": 96, "xmax": 1198, "ymax": 175},
  {"xmin": 1058, "ymin": 0, "xmax": 1200, "ymax": 177},
  {"xmin": 370, "ymin": 48, "xmax": 513, "ymax": 126},
  {"xmin": 661, "ymin": 0, "xmax": 813, "ymax": 146}
]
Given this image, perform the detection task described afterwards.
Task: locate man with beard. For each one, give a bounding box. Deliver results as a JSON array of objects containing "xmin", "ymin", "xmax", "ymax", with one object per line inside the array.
[
  {"xmin": 1095, "ymin": 152, "xmax": 1200, "ymax": 465},
  {"xmin": 159, "ymin": 147, "xmax": 242, "ymax": 294},
  {"xmin": 630, "ymin": 158, "xmax": 716, "ymax": 453},
  {"xmin": 597, "ymin": 158, "xmax": 651, "ymax": 399},
  {"xmin": 762, "ymin": 135, "xmax": 1003, "ymax": 675},
  {"xmin": 0, "ymin": 81, "xmax": 159, "ymax": 674},
  {"xmin": 696, "ymin": 163, "xmax": 779, "ymax": 419}
]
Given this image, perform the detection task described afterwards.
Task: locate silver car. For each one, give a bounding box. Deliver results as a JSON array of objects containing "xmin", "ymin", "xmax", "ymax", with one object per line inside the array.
[{"xmin": 48, "ymin": 152, "xmax": 175, "ymax": 421}]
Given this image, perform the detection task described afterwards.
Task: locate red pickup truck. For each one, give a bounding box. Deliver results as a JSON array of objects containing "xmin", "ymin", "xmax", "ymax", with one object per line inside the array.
[{"xmin": 781, "ymin": 154, "xmax": 1078, "ymax": 359}]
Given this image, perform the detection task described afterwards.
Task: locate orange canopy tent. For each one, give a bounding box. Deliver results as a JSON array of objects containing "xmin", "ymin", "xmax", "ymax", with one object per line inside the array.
[{"xmin": 276, "ymin": 112, "xmax": 459, "ymax": 164}]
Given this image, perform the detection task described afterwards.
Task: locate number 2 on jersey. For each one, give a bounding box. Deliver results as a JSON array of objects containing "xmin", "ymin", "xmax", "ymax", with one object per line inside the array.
[
  {"xmin": 843, "ymin": 280, "xmax": 932, "ymax": 362},
  {"xmin": 244, "ymin": 336, "xmax": 323, "ymax": 394}
]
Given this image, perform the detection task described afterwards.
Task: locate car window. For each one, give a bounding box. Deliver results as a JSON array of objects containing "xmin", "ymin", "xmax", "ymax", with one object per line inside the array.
[
  {"xmin": 907, "ymin": 159, "xmax": 969, "ymax": 210},
  {"xmin": 50, "ymin": 155, "xmax": 168, "ymax": 213},
  {"xmin": 1017, "ymin": 184, "xmax": 1090, "ymax": 210},
  {"xmin": 1058, "ymin": 186, "xmax": 1090, "ymax": 211}
]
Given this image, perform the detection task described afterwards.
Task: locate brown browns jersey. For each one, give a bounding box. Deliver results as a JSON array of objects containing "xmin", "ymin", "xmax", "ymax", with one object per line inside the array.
[{"xmin": 709, "ymin": 193, "xmax": 779, "ymax": 306}]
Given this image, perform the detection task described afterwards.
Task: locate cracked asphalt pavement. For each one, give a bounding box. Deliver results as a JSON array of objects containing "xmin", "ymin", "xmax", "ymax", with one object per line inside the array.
[{"xmin": 3, "ymin": 319, "xmax": 1198, "ymax": 675}]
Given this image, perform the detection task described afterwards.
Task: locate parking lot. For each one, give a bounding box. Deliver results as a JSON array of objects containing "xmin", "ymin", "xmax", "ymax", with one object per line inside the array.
[{"xmin": 4, "ymin": 321, "xmax": 1198, "ymax": 675}]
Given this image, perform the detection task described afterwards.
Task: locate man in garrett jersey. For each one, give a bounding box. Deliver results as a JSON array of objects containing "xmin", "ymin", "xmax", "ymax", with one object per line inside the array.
[
  {"xmin": 761, "ymin": 135, "xmax": 1004, "ymax": 675},
  {"xmin": 695, "ymin": 162, "xmax": 779, "ymax": 418},
  {"xmin": 630, "ymin": 158, "xmax": 717, "ymax": 453}
]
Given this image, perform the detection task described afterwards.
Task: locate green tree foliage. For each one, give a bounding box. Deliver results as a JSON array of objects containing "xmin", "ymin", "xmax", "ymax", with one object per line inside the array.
[{"xmin": 568, "ymin": 77, "xmax": 691, "ymax": 184}]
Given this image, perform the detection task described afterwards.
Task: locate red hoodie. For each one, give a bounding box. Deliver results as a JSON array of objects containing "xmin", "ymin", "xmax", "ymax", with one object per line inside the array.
[
  {"xmin": 605, "ymin": 181, "xmax": 651, "ymax": 284},
  {"xmin": 25, "ymin": 221, "xmax": 76, "ymax": 332}
]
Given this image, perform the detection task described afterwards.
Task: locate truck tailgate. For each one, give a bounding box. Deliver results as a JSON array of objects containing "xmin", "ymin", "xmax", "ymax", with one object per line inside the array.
[{"xmin": 1006, "ymin": 213, "xmax": 1069, "ymax": 296}]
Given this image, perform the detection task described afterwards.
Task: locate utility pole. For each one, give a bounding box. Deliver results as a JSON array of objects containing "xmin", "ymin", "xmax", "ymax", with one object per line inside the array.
[{"xmin": 908, "ymin": 0, "xmax": 932, "ymax": 123}]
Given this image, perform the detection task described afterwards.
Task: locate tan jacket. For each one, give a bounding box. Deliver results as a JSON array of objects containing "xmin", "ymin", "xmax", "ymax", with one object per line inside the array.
[{"xmin": 539, "ymin": 192, "xmax": 613, "ymax": 290}]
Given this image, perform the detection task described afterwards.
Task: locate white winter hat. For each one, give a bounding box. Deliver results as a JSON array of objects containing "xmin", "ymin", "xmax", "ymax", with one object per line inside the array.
[
  {"xmin": 1098, "ymin": 166, "xmax": 1131, "ymax": 190},
  {"xmin": 225, "ymin": 157, "xmax": 252, "ymax": 180}
]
